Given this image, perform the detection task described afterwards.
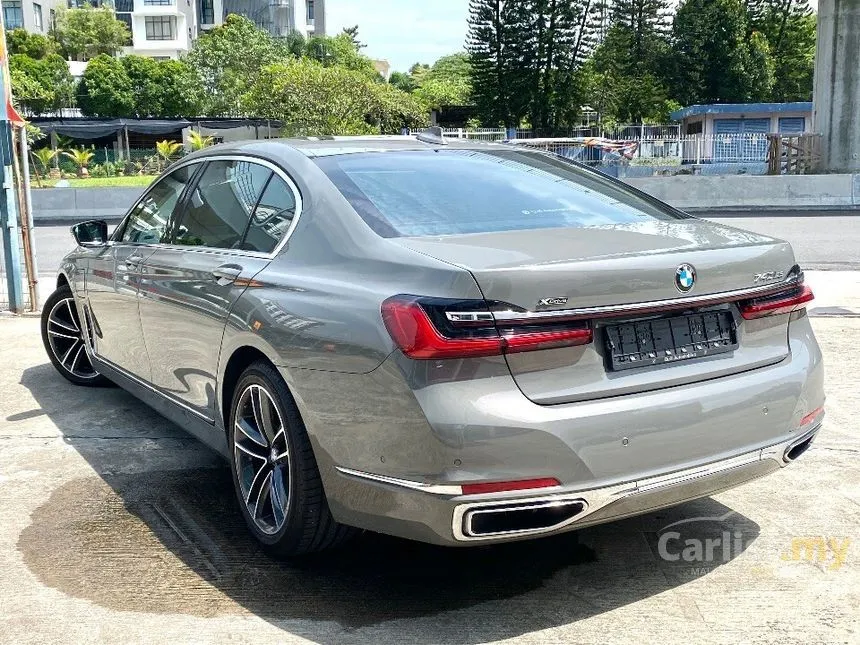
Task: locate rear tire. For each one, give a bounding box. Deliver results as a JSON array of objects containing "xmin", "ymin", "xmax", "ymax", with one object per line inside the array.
[
  {"xmin": 40, "ymin": 285, "xmax": 111, "ymax": 387},
  {"xmin": 228, "ymin": 360, "xmax": 356, "ymax": 557}
]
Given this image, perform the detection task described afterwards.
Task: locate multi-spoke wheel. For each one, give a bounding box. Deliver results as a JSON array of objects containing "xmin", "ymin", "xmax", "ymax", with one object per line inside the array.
[
  {"xmin": 228, "ymin": 361, "xmax": 356, "ymax": 556},
  {"xmin": 40, "ymin": 285, "xmax": 110, "ymax": 387}
]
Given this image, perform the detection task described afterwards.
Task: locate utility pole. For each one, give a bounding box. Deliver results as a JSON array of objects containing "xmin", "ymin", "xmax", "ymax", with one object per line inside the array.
[{"xmin": 0, "ymin": 5, "xmax": 24, "ymax": 312}]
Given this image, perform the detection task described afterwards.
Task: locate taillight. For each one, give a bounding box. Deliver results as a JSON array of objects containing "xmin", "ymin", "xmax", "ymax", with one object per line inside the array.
[
  {"xmin": 739, "ymin": 282, "xmax": 814, "ymax": 320},
  {"xmin": 381, "ymin": 295, "xmax": 593, "ymax": 360}
]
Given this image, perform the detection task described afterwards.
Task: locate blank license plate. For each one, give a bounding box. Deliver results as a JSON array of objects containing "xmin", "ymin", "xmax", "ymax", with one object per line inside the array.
[{"xmin": 604, "ymin": 311, "xmax": 737, "ymax": 372}]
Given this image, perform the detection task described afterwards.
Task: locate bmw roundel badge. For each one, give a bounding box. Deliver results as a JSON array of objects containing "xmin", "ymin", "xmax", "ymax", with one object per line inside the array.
[{"xmin": 675, "ymin": 263, "xmax": 696, "ymax": 293}]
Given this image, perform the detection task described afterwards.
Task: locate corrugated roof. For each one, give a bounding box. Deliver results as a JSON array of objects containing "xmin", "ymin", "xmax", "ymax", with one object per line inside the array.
[{"xmin": 670, "ymin": 102, "xmax": 813, "ymax": 121}]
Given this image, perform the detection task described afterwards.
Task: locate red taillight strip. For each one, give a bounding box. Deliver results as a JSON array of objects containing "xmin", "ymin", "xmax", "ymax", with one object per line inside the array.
[
  {"xmin": 739, "ymin": 284, "xmax": 814, "ymax": 320},
  {"xmin": 461, "ymin": 478, "xmax": 562, "ymax": 495},
  {"xmin": 799, "ymin": 406, "xmax": 824, "ymax": 427},
  {"xmin": 502, "ymin": 327, "xmax": 592, "ymax": 353}
]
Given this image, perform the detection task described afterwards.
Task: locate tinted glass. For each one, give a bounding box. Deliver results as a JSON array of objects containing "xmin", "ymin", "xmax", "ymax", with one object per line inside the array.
[
  {"xmin": 120, "ymin": 166, "xmax": 191, "ymax": 244},
  {"xmin": 314, "ymin": 150, "xmax": 689, "ymax": 238},
  {"xmin": 244, "ymin": 175, "xmax": 298, "ymax": 254},
  {"xmin": 174, "ymin": 160, "xmax": 271, "ymax": 249}
]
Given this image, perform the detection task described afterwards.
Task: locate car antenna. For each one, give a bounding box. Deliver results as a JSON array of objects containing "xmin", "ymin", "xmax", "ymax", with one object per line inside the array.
[{"xmin": 415, "ymin": 126, "xmax": 449, "ymax": 146}]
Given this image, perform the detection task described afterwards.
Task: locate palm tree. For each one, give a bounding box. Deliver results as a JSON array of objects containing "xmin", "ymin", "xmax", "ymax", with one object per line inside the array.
[
  {"xmin": 30, "ymin": 148, "xmax": 59, "ymax": 185},
  {"xmin": 188, "ymin": 130, "xmax": 214, "ymax": 151},
  {"xmin": 155, "ymin": 140, "xmax": 183, "ymax": 170},
  {"xmin": 62, "ymin": 147, "xmax": 96, "ymax": 178}
]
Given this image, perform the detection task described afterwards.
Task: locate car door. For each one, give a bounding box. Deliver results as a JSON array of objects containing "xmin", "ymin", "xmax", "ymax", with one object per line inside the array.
[
  {"xmin": 137, "ymin": 157, "xmax": 300, "ymax": 420},
  {"xmin": 84, "ymin": 165, "xmax": 195, "ymax": 381}
]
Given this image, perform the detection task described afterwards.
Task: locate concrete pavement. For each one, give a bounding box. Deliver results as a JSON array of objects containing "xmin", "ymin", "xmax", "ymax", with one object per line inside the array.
[{"xmin": 0, "ymin": 315, "xmax": 858, "ymax": 644}]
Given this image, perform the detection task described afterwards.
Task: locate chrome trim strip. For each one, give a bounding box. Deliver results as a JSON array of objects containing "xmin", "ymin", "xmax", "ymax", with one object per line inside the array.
[
  {"xmin": 335, "ymin": 467, "xmax": 464, "ymax": 495},
  {"xmin": 91, "ymin": 352, "xmax": 215, "ymax": 424},
  {"xmin": 111, "ymin": 154, "xmax": 304, "ymax": 262},
  {"xmin": 492, "ymin": 274, "xmax": 802, "ymax": 322}
]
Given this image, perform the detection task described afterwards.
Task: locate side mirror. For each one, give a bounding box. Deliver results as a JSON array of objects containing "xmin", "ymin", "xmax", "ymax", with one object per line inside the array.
[{"xmin": 71, "ymin": 220, "xmax": 108, "ymax": 247}]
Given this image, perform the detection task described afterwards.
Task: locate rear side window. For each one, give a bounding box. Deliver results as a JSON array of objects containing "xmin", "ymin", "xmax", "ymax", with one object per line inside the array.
[
  {"xmin": 243, "ymin": 175, "xmax": 298, "ymax": 254},
  {"xmin": 174, "ymin": 160, "xmax": 271, "ymax": 249},
  {"xmin": 120, "ymin": 166, "xmax": 192, "ymax": 244},
  {"xmin": 314, "ymin": 150, "xmax": 689, "ymax": 238}
]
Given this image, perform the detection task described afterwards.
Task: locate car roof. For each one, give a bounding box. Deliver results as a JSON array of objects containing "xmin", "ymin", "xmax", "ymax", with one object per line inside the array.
[{"xmin": 180, "ymin": 135, "xmax": 516, "ymax": 163}]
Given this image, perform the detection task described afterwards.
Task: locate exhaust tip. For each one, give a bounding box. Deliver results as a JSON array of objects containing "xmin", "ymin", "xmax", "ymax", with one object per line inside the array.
[
  {"xmin": 463, "ymin": 498, "xmax": 587, "ymax": 538},
  {"xmin": 784, "ymin": 434, "xmax": 816, "ymax": 463}
]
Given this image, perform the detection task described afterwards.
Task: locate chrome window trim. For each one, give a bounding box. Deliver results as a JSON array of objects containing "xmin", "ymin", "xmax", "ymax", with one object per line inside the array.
[{"xmin": 113, "ymin": 154, "xmax": 304, "ymax": 261}]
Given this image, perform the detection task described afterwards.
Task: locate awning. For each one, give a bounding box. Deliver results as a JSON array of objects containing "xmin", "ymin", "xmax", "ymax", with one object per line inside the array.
[{"xmin": 32, "ymin": 118, "xmax": 192, "ymax": 139}]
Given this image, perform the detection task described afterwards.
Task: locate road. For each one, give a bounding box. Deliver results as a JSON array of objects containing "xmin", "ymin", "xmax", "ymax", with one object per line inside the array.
[
  {"xmin": 27, "ymin": 212, "xmax": 860, "ymax": 276},
  {"xmin": 1, "ymin": 314, "xmax": 857, "ymax": 643}
]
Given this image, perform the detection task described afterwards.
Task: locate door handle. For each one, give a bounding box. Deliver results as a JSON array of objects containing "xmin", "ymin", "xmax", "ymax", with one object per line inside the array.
[
  {"xmin": 212, "ymin": 264, "xmax": 243, "ymax": 285},
  {"xmin": 125, "ymin": 253, "xmax": 145, "ymax": 272}
]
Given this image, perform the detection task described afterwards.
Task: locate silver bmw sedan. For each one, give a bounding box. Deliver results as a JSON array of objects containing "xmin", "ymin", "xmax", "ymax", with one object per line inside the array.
[{"xmin": 41, "ymin": 134, "xmax": 825, "ymax": 556}]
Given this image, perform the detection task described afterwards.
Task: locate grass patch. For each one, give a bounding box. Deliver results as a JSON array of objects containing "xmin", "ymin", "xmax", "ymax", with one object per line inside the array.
[{"xmin": 35, "ymin": 175, "xmax": 159, "ymax": 188}]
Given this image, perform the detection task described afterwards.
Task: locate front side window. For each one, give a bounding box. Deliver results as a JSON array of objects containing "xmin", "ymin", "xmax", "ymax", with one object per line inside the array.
[
  {"xmin": 145, "ymin": 15, "xmax": 176, "ymax": 40},
  {"xmin": 120, "ymin": 166, "xmax": 192, "ymax": 244},
  {"xmin": 314, "ymin": 149, "xmax": 690, "ymax": 238},
  {"xmin": 174, "ymin": 160, "xmax": 271, "ymax": 249},
  {"xmin": 4, "ymin": 1, "xmax": 23, "ymax": 29},
  {"xmin": 32, "ymin": 2, "xmax": 42, "ymax": 30},
  {"xmin": 243, "ymin": 175, "xmax": 298, "ymax": 254}
]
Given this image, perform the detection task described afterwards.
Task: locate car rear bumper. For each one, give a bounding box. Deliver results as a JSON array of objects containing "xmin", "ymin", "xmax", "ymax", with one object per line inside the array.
[{"xmin": 330, "ymin": 423, "xmax": 820, "ymax": 545}]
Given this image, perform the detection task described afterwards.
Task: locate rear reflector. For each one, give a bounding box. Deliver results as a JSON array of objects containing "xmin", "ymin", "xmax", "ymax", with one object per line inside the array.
[
  {"xmin": 461, "ymin": 478, "xmax": 561, "ymax": 495},
  {"xmin": 381, "ymin": 295, "xmax": 592, "ymax": 360},
  {"xmin": 739, "ymin": 283, "xmax": 814, "ymax": 320},
  {"xmin": 799, "ymin": 406, "xmax": 824, "ymax": 427}
]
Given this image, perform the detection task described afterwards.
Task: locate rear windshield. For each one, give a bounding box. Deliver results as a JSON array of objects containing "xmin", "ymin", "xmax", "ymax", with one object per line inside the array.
[{"xmin": 313, "ymin": 149, "xmax": 689, "ymax": 238}]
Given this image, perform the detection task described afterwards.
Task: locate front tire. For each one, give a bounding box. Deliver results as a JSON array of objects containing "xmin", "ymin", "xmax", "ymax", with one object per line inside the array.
[
  {"xmin": 40, "ymin": 285, "xmax": 111, "ymax": 387},
  {"xmin": 228, "ymin": 360, "xmax": 356, "ymax": 556}
]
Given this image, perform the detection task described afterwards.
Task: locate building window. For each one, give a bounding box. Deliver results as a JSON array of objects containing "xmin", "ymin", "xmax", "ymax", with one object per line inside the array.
[
  {"xmin": 199, "ymin": 0, "xmax": 213, "ymax": 24},
  {"xmin": 32, "ymin": 2, "xmax": 42, "ymax": 30},
  {"xmin": 3, "ymin": 1, "xmax": 24, "ymax": 29},
  {"xmin": 116, "ymin": 12, "xmax": 132, "ymax": 34},
  {"xmin": 145, "ymin": 15, "xmax": 176, "ymax": 40},
  {"xmin": 144, "ymin": 0, "xmax": 173, "ymax": 5},
  {"xmin": 306, "ymin": 0, "xmax": 314, "ymax": 22},
  {"xmin": 114, "ymin": 0, "xmax": 133, "ymax": 11}
]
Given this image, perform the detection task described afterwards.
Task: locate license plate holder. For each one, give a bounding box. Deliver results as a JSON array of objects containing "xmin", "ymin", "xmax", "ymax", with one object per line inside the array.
[{"xmin": 604, "ymin": 311, "xmax": 738, "ymax": 372}]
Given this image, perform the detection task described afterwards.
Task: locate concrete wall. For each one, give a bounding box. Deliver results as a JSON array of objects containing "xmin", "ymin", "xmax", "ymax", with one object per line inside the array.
[
  {"xmin": 33, "ymin": 187, "xmax": 144, "ymax": 222},
  {"xmin": 31, "ymin": 175, "xmax": 860, "ymax": 223},
  {"xmin": 623, "ymin": 174, "xmax": 860, "ymax": 211}
]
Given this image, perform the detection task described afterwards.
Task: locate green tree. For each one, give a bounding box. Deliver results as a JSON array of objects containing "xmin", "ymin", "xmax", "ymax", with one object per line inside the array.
[
  {"xmin": 52, "ymin": 5, "xmax": 131, "ymax": 61},
  {"xmin": 305, "ymin": 33, "xmax": 378, "ymax": 77},
  {"xmin": 157, "ymin": 60, "xmax": 204, "ymax": 118},
  {"xmin": 389, "ymin": 70, "xmax": 417, "ymax": 93},
  {"xmin": 670, "ymin": 0, "xmax": 774, "ymax": 105},
  {"xmin": 122, "ymin": 55, "xmax": 163, "ymax": 117},
  {"xmin": 413, "ymin": 53, "xmax": 473, "ymax": 109},
  {"xmin": 341, "ymin": 25, "xmax": 364, "ymax": 49},
  {"xmin": 746, "ymin": 0, "xmax": 815, "ymax": 101},
  {"xmin": 76, "ymin": 54, "xmax": 134, "ymax": 117},
  {"xmin": 9, "ymin": 53, "xmax": 76, "ymax": 115},
  {"xmin": 6, "ymin": 29, "xmax": 55, "ymax": 58},
  {"xmin": 243, "ymin": 58, "xmax": 426, "ymax": 135},
  {"xmin": 467, "ymin": 0, "xmax": 532, "ymax": 127},
  {"xmin": 185, "ymin": 14, "xmax": 293, "ymax": 116}
]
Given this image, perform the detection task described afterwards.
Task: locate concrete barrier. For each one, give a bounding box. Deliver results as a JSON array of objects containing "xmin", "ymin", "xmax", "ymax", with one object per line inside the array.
[
  {"xmin": 624, "ymin": 174, "xmax": 860, "ymax": 211},
  {"xmin": 30, "ymin": 174, "xmax": 860, "ymax": 223},
  {"xmin": 32, "ymin": 187, "xmax": 144, "ymax": 223}
]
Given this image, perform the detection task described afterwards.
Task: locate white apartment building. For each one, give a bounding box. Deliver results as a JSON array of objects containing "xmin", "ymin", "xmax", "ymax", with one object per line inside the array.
[{"xmin": 2, "ymin": 0, "xmax": 325, "ymax": 61}]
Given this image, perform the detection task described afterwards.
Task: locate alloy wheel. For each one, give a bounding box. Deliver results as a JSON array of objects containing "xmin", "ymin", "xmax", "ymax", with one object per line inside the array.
[
  {"xmin": 46, "ymin": 298, "xmax": 99, "ymax": 380},
  {"xmin": 233, "ymin": 383, "xmax": 291, "ymax": 535}
]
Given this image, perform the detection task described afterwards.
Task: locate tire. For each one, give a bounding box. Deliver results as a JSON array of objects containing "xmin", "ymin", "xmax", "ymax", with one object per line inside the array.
[
  {"xmin": 228, "ymin": 360, "xmax": 356, "ymax": 557},
  {"xmin": 40, "ymin": 285, "xmax": 111, "ymax": 387}
]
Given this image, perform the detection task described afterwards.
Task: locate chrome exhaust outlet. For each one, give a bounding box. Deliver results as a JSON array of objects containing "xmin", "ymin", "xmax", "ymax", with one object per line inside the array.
[
  {"xmin": 783, "ymin": 429, "xmax": 819, "ymax": 463},
  {"xmin": 456, "ymin": 496, "xmax": 588, "ymax": 540}
]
